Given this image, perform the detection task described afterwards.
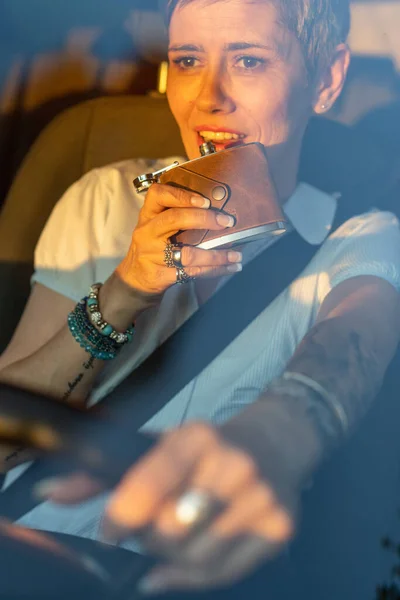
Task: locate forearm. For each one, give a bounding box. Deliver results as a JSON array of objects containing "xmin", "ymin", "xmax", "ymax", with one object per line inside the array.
[
  {"xmin": 0, "ymin": 273, "xmax": 159, "ymax": 402},
  {"xmin": 0, "ymin": 327, "xmax": 103, "ymax": 406},
  {"xmin": 285, "ymin": 312, "xmax": 397, "ymax": 429}
]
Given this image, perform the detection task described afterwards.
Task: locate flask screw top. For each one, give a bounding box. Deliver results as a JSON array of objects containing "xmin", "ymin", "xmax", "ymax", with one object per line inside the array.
[{"xmin": 200, "ymin": 141, "xmax": 217, "ymax": 156}]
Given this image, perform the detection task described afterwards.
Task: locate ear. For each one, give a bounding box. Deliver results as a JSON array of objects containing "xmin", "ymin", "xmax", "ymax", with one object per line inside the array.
[{"xmin": 313, "ymin": 44, "xmax": 351, "ymax": 115}]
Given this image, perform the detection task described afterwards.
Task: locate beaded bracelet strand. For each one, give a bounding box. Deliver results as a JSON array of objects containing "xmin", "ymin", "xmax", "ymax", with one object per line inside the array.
[
  {"xmin": 87, "ymin": 283, "xmax": 134, "ymax": 345},
  {"xmin": 67, "ymin": 283, "xmax": 135, "ymax": 360},
  {"xmin": 73, "ymin": 301, "xmax": 120, "ymax": 353},
  {"xmin": 68, "ymin": 311, "xmax": 118, "ymax": 360}
]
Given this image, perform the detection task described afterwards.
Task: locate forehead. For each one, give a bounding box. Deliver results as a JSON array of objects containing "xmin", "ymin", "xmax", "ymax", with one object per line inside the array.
[{"xmin": 169, "ymin": 0, "xmax": 291, "ymax": 53}]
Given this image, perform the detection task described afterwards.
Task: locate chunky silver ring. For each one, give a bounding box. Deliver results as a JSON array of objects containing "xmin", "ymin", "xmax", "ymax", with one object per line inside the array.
[
  {"xmin": 175, "ymin": 489, "xmax": 215, "ymax": 527},
  {"xmin": 176, "ymin": 267, "xmax": 193, "ymax": 285},
  {"xmin": 164, "ymin": 242, "xmax": 175, "ymax": 268}
]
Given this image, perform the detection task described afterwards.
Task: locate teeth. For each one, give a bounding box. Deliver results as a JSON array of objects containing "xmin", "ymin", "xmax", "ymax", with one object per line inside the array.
[{"xmin": 199, "ymin": 131, "xmax": 245, "ymax": 142}]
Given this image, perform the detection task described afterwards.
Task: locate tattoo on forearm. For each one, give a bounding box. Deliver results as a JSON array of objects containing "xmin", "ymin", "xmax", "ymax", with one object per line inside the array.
[
  {"xmin": 62, "ymin": 356, "xmax": 96, "ymax": 402},
  {"xmin": 287, "ymin": 317, "xmax": 382, "ymax": 426},
  {"xmin": 5, "ymin": 447, "xmax": 25, "ymax": 463},
  {"xmin": 83, "ymin": 356, "xmax": 95, "ymax": 370}
]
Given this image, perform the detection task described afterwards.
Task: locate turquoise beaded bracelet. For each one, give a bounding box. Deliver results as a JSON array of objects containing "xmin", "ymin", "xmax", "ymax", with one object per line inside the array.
[
  {"xmin": 68, "ymin": 311, "xmax": 118, "ymax": 361},
  {"xmin": 73, "ymin": 301, "xmax": 120, "ymax": 353},
  {"xmin": 86, "ymin": 283, "xmax": 134, "ymax": 345},
  {"xmin": 67, "ymin": 283, "xmax": 135, "ymax": 361}
]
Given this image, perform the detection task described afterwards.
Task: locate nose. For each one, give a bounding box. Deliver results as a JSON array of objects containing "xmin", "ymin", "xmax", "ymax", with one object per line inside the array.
[{"xmin": 195, "ymin": 67, "xmax": 235, "ymax": 114}]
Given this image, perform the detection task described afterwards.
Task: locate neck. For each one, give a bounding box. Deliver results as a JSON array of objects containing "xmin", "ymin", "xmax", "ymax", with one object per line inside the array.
[
  {"xmin": 265, "ymin": 113, "xmax": 310, "ymax": 203},
  {"xmin": 267, "ymin": 142, "xmax": 302, "ymax": 205}
]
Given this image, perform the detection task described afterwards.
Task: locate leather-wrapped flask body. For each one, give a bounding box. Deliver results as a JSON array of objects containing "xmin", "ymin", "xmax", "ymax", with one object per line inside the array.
[{"xmin": 159, "ymin": 142, "xmax": 287, "ymax": 249}]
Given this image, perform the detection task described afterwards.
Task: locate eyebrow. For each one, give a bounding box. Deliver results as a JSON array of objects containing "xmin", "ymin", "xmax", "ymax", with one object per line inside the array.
[{"xmin": 168, "ymin": 42, "xmax": 277, "ymax": 53}]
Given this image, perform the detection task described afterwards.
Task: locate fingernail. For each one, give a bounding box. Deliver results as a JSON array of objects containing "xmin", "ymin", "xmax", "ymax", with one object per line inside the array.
[
  {"xmin": 34, "ymin": 477, "xmax": 66, "ymax": 499},
  {"xmin": 228, "ymin": 251, "xmax": 242, "ymax": 263},
  {"xmin": 217, "ymin": 213, "xmax": 235, "ymax": 228},
  {"xmin": 191, "ymin": 195, "xmax": 210, "ymax": 209},
  {"xmin": 228, "ymin": 263, "xmax": 242, "ymax": 273}
]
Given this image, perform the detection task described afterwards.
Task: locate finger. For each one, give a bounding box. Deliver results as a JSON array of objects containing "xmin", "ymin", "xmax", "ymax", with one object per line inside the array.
[
  {"xmin": 248, "ymin": 506, "xmax": 294, "ymax": 543},
  {"xmin": 136, "ymin": 537, "xmax": 263, "ymax": 597},
  {"xmin": 34, "ymin": 472, "xmax": 105, "ymax": 504},
  {"xmin": 215, "ymin": 534, "xmax": 276, "ymax": 584},
  {"xmin": 146, "ymin": 241, "xmax": 242, "ymax": 269},
  {"xmin": 137, "ymin": 532, "xmax": 276, "ymax": 595},
  {"xmin": 179, "ymin": 490, "xmax": 291, "ymax": 569},
  {"xmin": 176, "ymin": 486, "xmax": 277, "ymax": 569},
  {"xmin": 211, "ymin": 482, "xmax": 277, "ymax": 537},
  {"xmin": 151, "ymin": 207, "xmax": 235, "ymax": 239},
  {"xmin": 154, "ymin": 496, "xmax": 293, "ymax": 572},
  {"xmin": 145, "ymin": 446, "xmax": 259, "ymax": 565},
  {"xmin": 151, "ymin": 445, "xmax": 257, "ymax": 538},
  {"xmin": 141, "ymin": 184, "xmax": 210, "ymax": 222},
  {"xmin": 178, "ymin": 246, "xmax": 242, "ymax": 268},
  {"xmin": 163, "ymin": 535, "xmax": 281, "ymax": 594},
  {"xmin": 103, "ymin": 424, "xmax": 219, "ymax": 538},
  {"xmin": 162, "ymin": 263, "xmax": 243, "ymax": 288},
  {"xmin": 137, "ymin": 565, "xmax": 215, "ymax": 595}
]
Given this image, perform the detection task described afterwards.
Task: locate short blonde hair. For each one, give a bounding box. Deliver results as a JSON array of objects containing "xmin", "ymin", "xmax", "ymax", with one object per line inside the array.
[{"xmin": 162, "ymin": 0, "xmax": 350, "ymax": 78}]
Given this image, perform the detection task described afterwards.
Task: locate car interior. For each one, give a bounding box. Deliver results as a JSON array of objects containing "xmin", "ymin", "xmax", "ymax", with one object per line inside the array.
[{"xmin": 0, "ymin": 1, "xmax": 400, "ymax": 598}]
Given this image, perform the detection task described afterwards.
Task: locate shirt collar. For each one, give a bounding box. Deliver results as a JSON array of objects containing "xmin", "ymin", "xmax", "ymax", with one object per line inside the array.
[{"xmin": 283, "ymin": 182, "xmax": 338, "ymax": 245}]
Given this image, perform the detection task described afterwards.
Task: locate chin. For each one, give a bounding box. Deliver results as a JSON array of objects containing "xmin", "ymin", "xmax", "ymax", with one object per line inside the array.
[{"xmin": 185, "ymin": 144, "xmax": 202, "ymax": 160}]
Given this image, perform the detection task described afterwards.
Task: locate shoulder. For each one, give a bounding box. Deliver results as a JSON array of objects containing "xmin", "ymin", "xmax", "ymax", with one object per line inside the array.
[
  {"xmin": 331, "ymin": 208, "xmax": 400, "ymax": 240},
  {"xmin": 92, "ymin": 156, "xmax": 186, "ymax": 191},
  {"xmin": 92, "ymin": 156, "xmax": 183, "ymax": 193},
  {"xmin": 44, "ymin": 155, "xmax": 185, "ymax": 230},
  {"xmin": 321, "ymin": 209, "xmax": 400, "ymax": 266},
  {"xmin": 57, "ymin": 157, "xmax": 181, "ymax": 209},
  {"xmin": 33, "ymin": 157, "xmax": 185, "ymax": 300},
  {"xmin": 315, "ymin": 208, "xmax": 400, "ymax": 297}
]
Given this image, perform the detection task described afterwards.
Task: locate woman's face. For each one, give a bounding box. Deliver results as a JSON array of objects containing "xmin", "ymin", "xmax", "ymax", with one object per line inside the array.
[{"xmin": 167, "ymin": 0, "xmax": 314, "ymax": 166}]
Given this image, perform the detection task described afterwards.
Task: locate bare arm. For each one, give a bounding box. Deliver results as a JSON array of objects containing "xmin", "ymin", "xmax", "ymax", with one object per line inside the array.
[
  {"xmin": 0, "ymin": 276, "xmax": 151, "ymax": 404},
  {"xmin": 287, "ymin": 274, "xmax": 400, "ymax": 421}
]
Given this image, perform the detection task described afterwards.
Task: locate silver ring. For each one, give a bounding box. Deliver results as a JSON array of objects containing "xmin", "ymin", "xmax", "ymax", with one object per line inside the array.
[
  {"xmin": 175, "ymin": 490, "xmax": 215, "ymax": 527},
  {"xmin": 176, "ymin": 267, "xmax": 193, "ymax": 285},
  {"xmin": 164, "ymin": 242, "xmax": 175, "ymax": 268},
  {"xmin": 172, "ymin": 248, "xmax": 184, "ymax": 269}
]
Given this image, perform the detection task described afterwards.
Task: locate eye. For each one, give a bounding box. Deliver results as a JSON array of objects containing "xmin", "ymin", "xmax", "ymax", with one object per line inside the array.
[
  {"xmin": 171, "ymin": 56, "xmax": 200, "ymax": 70},
  {"xmin": 235, "ymin": 56, "xmax": 266, "ymax": 70}
]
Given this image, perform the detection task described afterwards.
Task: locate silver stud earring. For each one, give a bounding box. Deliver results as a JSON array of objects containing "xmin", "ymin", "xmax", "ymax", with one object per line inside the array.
[{"xmin": 321, "ymin": 104, "xmax": 328, "ymax": 110}]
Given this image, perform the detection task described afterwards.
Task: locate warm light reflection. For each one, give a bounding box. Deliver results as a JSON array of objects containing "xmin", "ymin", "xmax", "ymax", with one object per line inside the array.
[{"xmin": 288, "ymin": 271, "xmax": 331, "ymax": 305}]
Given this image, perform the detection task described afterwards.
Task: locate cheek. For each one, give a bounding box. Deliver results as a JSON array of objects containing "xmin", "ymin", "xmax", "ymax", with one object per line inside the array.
[
  {"xmin": 238, "ymin": 76, "xmax": 310, "ymax": 145},
  {"xmin": 167, "ymin": 75, "xmax": 195, "ymax": 127},
  {"xmin": 167, "ymin": 80, "xmax": 198, "ymax": 158}
]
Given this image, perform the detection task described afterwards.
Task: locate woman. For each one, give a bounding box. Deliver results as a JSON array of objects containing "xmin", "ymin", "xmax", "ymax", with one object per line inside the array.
[{"xmin": 0, "ymin": 0, "xmax": 400, "ymax": 594}]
